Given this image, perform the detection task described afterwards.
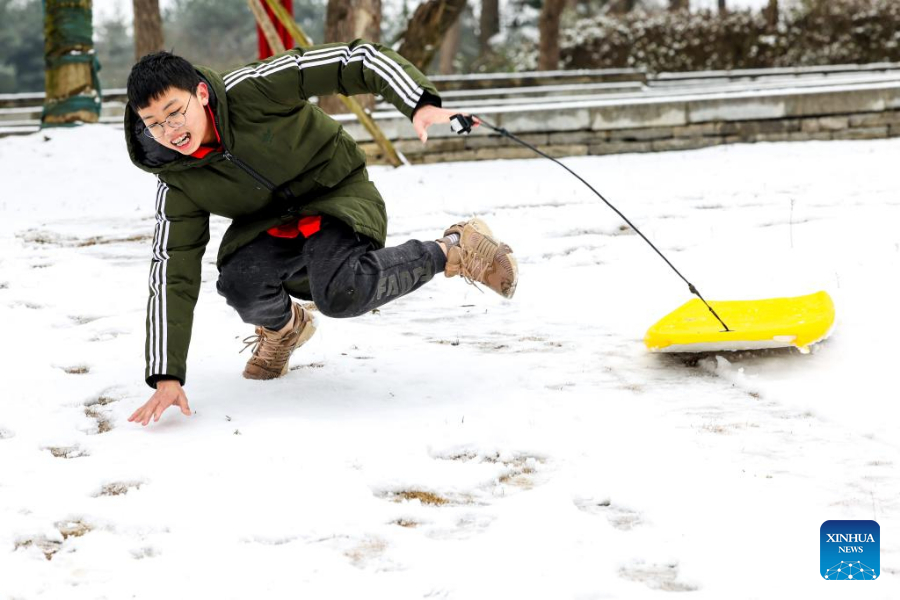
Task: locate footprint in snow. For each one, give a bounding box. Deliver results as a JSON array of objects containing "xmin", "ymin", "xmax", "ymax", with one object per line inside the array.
[
  {"xmin": 83, "ymin": 393, "xmax": 120, "ymax": 434},
  {"xmin": 68, "ymin": 315, "xmax": 102, "ymax": 325},
  {"xmin": 343, "ymin": 536, "xmax": 390, "ymax": 568},
  {"xmin": 426, "ymin": 512, "xmax": 496, "ymax": 541},
  {"xmin": 89, "ymin": 328, "xmax": 128, "ymax": 342},
  {"xmin": 13, "ymin": 520, "xmax": 92, "ymax": 561},
  {"xmin": 9, "ymin": 300, "xmax": 44, "ymax": 310},
  {"xmin": 94, "ymin": 481, "xmax": 143, "ymax": 497},
  {"xmin": 574, "ymin": 497, "xmax": 643, "ymax": 531},
  {"xmin": 379, "ymin": 450, "xmax": 546, "ymax": 510},
  {"xmin": 381, "ymin": 490, "xmax": 458, "ymax": 506},
  {"xmin": 314, "ymin": 534, "xmax": 393, "ymax": 570},
  {"xmin": 376, "ymin": 449, "xmax": 547, "ymax": 540},
  {"xmin": 45, "ymin": 445, "xmax": 89, "ymax": 459},
  {"xmin": 131, "ymin": 546, "xmax": 160, "ymax": 560},
  {"xmin": 427, "ymin": 333, "xmax": 564, "ymax": 354},
  {"xmin": 433, "ymin": 448, "xmax": 547, "ymax": 496},
  {"xmin": 619, "ymin": 561, "xmax": 698, "ymax": 592}
]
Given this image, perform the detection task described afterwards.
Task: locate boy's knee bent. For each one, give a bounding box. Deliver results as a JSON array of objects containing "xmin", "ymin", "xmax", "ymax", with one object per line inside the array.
[
  {"xmin": 216, "ymin": 259, "xmax": 268, "ymax": 305},
  {"xmin": 312, "ymin": 284, "xmax": 368, "ymax": 318},
  {"xmin": 216, "ymin": 271, "xmax": 246, "ymax": 306}
]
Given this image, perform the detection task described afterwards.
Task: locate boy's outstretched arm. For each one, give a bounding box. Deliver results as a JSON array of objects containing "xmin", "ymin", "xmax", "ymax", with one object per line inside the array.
[
  {"xmin": 224, "ymin": 39, "xmax": 445, "ymax": 125},
  {"xmin": 135, "ymin": 179, "xmax": 209, "ymax": 427}
]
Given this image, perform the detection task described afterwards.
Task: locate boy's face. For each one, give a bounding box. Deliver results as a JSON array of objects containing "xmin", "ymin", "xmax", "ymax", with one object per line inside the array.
[{"xmin": 137, "ymin": 83, "xmax": 213, "ymax": 155}]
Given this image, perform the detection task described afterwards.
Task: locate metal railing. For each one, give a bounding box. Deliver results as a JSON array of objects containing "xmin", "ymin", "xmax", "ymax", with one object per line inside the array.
[{"xmin": 3, "ymin": 62, "xmax": 900, "ymax": 138}]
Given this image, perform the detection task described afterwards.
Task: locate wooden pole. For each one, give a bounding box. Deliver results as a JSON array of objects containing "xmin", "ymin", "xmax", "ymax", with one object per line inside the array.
[
  {"xmin": 247, "ymin": 0, "xmax": 285, "ymax": 53},
  {"xmin": 260, "ymin": 0, "xmax": 406, "ymax": 167}
]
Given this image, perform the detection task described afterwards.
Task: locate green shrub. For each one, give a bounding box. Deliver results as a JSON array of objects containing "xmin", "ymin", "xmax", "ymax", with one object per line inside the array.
[{"xmin": 561, "ymin": 0, "xmax": 900, "ymax": 72}]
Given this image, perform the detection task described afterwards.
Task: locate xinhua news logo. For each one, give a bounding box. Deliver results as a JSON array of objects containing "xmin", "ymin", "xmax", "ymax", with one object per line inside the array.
[{"xmin": 820, "ymin": 520, "xmax": 880, "ymax": 580}]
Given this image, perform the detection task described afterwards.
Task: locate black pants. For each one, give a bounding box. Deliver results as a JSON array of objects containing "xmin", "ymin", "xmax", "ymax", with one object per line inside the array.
[{"xmin": 216, "ymin": 219, "xmax": 447, "ymax": 330}]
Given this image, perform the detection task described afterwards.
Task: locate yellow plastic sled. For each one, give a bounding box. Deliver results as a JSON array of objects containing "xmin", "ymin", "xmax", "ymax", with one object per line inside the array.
[{"xmin": 645, "ymin": 291, "xmax": 835, "ymax": 354}]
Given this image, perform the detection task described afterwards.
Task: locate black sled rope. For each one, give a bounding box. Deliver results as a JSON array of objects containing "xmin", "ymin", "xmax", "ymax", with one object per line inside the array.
[{"xmin": 449, "ymin": 113, "xmax": 731, "ymax": 332}]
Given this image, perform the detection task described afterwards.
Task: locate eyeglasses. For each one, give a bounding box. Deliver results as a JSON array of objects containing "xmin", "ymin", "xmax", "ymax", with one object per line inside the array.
[{"xmin": 142, "ymin": 95, "xmax": 193, "ymax": 139}]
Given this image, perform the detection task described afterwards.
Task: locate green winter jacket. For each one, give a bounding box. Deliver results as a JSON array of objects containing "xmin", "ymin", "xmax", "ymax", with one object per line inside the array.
[{"xmin": 124, "ymin": 40, "xmax": 441, "ymax": 387}]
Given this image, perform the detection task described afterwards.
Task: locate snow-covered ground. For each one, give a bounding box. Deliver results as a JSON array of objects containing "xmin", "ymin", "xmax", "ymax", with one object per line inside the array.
[{"xmin": 0, "ymin": 126, "xmax": 898, "ymax": 598}]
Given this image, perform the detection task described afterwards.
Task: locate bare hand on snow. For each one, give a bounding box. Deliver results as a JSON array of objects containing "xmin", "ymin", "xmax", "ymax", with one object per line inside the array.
[{"xmin": 128, "ymin": 380, "xmax": 192, "ymax": 426}]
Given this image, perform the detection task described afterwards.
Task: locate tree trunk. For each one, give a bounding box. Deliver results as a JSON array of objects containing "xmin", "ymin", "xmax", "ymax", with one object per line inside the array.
[
  {"xmin": 538, "ymin": 0, "xmax": 566, "ymax": 71},
  {"xmin": 132, "ymin": 0, "xmax": 164, "ymax": 61},
  {"xmin": 396, "ymin": 0, "xmax": 467, "ymax": 72},
  {"xmin": 764, "ymin": 0, "xmax": 778, "ymax": 28},
  {"xmin": 609, "ymin": 0, "xmax": 637, "ymax": 14},
  {"xmin": 718, "ymin": 0, "xmax": 726, "ymax": 13},
  {"xmin": 479, "ymin": 0, "xmax": 499, "ymax": 54},
  {"xmin": 43, "ymin": 0, "xmax": 100, "ymax": 125},
  {"xmin": 320, "ymin": 0, "xmax": 382, "ymax": 113},
  {"xmin": 439, "ymin": 17, "xmax": 461, "ymax": 74},
  {"xmin": 668, "ymin": 0, "xmax": 689, "ymax": 11}
]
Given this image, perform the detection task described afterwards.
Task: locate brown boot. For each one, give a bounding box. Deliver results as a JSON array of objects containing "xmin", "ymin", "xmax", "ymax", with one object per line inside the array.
[
  {"xmin": 442, "ymin": 218, "xmax": 518, "ymax": 299},
  {"xmin": 241, "ymin": 302, "xmax": 317, "ymax": 380},
  {"xmin": 444, "ymin": 217, "xmax": 494, "ymax": 239}
]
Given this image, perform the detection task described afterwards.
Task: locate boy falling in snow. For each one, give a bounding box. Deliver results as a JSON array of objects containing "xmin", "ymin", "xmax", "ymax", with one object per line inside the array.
[{"xmin": 124, "ymin": 41, "xmax": 518, "ymax": 426}]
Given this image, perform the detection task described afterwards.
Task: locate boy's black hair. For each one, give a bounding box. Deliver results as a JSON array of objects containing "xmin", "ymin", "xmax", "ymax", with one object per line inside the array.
[{"xmin": 127, "ymin": 51, "xmax": 201, "ymax": 110}]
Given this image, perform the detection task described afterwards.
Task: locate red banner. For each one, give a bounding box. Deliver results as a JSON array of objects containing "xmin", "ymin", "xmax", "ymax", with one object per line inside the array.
[{"xmin": 257, "ymin": 0, "xmax": 295, "ymax": 59}]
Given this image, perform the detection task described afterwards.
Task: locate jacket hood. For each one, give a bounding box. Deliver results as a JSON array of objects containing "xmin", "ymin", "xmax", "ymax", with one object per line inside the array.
[{"xmin": 124, "ymin": 66, "xmax": 231, "ymax": 174}]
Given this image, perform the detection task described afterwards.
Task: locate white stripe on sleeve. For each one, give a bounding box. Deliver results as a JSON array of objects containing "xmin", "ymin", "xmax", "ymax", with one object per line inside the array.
[
  {"xmin": 224, "ymin": 44, "xmax": 424, "ymax": 109},
  {"xmin": 148, "ymin": 179, "xmax": 170, "ymax": 376}
]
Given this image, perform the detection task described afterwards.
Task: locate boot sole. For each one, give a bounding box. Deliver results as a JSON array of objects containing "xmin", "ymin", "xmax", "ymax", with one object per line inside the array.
[
  {"xmin": 278, "ymin": 312, "xmax": 318, "ymax": 377},
  {"xmin": 501, "ymin": 251, "xmax": 519, "ymax": 299}
]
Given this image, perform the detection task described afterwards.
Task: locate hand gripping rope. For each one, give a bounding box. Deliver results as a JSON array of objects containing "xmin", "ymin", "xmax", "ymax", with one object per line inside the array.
[{"xmin": 449, "ymin": 113, "xmax": 731, "ymax": 332}]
